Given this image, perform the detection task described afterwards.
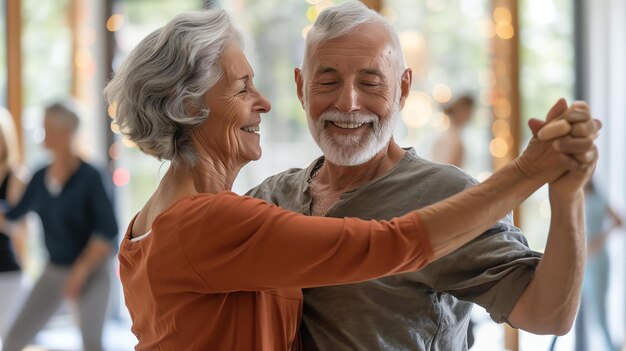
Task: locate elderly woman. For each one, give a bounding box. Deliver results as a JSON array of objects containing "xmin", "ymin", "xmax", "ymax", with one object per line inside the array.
[
  {"xmin": 104, "ymin": 9, "xmax": 592, "ymax": 351},
  {"xmin": 1, "ymin": 102, "xmax": 118, "ymax": 351},
  {"xmin": 0, "ymin": 108, "xmax": 28, "ymax": 342}
]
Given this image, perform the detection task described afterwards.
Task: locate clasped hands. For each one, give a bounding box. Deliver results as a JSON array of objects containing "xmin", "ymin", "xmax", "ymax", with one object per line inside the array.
[{"xmin": 516, "ymin": 98, "xmax": 601, "ymax": 198}]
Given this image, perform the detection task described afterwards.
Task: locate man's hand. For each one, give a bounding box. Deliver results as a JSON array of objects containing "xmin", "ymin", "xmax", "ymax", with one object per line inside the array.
[
  {"xmin": 515, "ymin": 99, "xmax": 576, "ymax": 183},
  {"xmin": 529, "ymin": 100, "xmax": 600, "ymax": 200},
  {"xmin": 517, "ymin": 99, "xmax": 600, "ymax": 190},
  {"xmin": 65, "ymin": 264, "xmax": 90, "ymax": 300},
  {"xmin": 64, "ymin": 237, "xmax": 113, "ymax": 300}
]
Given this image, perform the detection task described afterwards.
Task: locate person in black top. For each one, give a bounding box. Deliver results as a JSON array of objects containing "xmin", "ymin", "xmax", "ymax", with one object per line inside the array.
[
  {"xmin": 0, "ymin": 108, "xmax": 28, "ymax": 343},
  {"xmin": 0, "ymin": 102, "xmax": 118, "ymax": 351}
]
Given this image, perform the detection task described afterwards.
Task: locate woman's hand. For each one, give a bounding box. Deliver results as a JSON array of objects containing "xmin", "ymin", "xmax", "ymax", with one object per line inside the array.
[{"xmin": 515, "ymin": 99, "xmax": 600, "ymax": 195}]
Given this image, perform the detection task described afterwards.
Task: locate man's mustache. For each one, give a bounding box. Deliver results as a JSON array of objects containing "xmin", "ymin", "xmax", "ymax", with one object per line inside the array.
[{"xmin": 318, "ymin": 110, "xmax": 378, "ymax": 124}]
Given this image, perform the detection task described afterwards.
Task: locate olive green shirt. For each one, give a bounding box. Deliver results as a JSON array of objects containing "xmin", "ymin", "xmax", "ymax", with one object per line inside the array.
[{"xmin": 247, "ymin": 149, "xmax": 542, "ymax": 351}]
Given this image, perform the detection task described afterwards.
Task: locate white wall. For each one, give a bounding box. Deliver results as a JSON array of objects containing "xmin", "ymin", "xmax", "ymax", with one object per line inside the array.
[{"xmin": 584, "ymin": 0, "xmax": 626, "ymax": 346}]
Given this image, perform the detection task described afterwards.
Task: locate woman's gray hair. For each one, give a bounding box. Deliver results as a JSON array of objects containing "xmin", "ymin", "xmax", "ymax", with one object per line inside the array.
[
  {"xmin": 303, "ymin": 1, "xmax": 406, "ymax": 76},
  {"xmin": 104, "ymin": 10, "xmax": 242, "ymax": 168}
]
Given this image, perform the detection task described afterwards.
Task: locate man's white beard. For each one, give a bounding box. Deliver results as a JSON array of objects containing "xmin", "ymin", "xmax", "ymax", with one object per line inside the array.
[{"xmin": 307, "ymin": 107, "xmax": 398, "ymax": 166}]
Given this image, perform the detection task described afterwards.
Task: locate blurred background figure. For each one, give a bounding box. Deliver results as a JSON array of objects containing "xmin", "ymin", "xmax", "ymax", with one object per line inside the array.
[
  {"xmin": 575, "ymin": 179, "xmax": 624, "ymax": 351},
  {"xmin": 432, "ymin": 93, "xmax": 477, "ymax": 347},
  {"xmin": 432, "ymin": 93, "xmax": 475, "ymax": 168},
  {"xmin": 0, "ymin": 102, "xmax": 118, "ymax": 351},
  {"xmin": 0, "ymin": 108, "xmax": 28, "ymax": 345}
]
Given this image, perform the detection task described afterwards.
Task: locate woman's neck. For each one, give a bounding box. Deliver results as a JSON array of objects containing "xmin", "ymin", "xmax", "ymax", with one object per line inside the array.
[
  {"xmin": 190, "ymin": 156, "xmax": 241, "ymax": 194},
  {"xmin": 164, "ymin": 154, "xmax": 243, "ymax": 196},
  {"xmin": 132, "ymin": 150, "xmax": 245, "ymax": 237}
]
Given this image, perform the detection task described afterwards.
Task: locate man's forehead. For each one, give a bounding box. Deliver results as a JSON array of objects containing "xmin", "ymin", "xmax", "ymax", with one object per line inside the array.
[
  {"xmin": 310, "ymin": 46, "xmax": 395, "ymax": 74},
  {"xmin": 308, "ymin": 23, "xmax": 396, "ymax": 72}
]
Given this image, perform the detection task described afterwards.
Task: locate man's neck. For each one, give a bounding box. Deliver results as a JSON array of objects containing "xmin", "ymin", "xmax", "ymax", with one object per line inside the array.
[
  {"xmin": 49, "ymin": 152, "xmax": 80, "ymax": 178},
  {"xmin": 316, "ymin": 141, "xmax": 406, "ymax": 193}
]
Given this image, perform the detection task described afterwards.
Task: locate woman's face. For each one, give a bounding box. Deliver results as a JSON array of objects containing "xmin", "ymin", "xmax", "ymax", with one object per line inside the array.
[{"xmin": 198, "ymin": 43, "xmax": 271, "ymax": 165}]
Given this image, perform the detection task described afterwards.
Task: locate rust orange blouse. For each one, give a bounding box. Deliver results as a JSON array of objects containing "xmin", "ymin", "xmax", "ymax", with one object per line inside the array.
[{"xmin": 119, "ymin": 192, "xmax": 432, "ymax": 350}]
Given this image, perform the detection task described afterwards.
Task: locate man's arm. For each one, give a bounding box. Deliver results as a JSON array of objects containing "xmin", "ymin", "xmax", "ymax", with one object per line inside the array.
[
  {"xmin": 65, "ymin": 169, "xmax": 118, "ymax": 300},
  {"xmin": 509, "ymin": 100, "xmax": 599, "ymax": 335},
  {"xmin": 65, "ymin": 237, "xmax": 113, "ymax": 300},
  {"xmin": 420, "ymin": 99, "xmax": 597, "ymax": 260}
]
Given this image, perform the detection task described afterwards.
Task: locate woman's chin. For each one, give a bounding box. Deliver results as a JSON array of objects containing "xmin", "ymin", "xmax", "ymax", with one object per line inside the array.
[
  {"xmin": 250, "ymin": 150, "xmax": 262, "ymax": 161},
  {"xmin": 241, "ymin": 148, "xmax": 262, "ymax": 163}
]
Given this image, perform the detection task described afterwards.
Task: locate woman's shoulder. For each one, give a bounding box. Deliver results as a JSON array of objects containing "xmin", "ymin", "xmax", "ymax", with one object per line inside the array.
[
  {"xmin": 166, "ymin": 191, "xmax": 253, "ymax": 213},
  {"xmin": 155, "ymin": 191, "xmax": 274, "ymax": 230}
]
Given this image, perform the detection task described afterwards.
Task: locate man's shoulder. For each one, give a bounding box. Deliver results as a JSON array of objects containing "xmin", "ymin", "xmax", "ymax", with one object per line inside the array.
[
  {"xmin": 258, "ymin": 166, "xmax": 310, "ymax": 188},
  {"xmin": 395, "ymin": 152, "xmax": 479, "ymax": 195},
  {"xmin": 246, "ymin": 166, "xmax": 310, "ymax": 202}
]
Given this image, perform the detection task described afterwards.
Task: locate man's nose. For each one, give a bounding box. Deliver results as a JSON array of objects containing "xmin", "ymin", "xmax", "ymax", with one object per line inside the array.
[{"xmin": 334, "ymin": 83, "xmax": 360, "ymax": 113}]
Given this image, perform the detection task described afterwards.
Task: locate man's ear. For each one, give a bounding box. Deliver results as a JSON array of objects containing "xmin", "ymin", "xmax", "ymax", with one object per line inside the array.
[
  {"xmin": 398, "ymin": 68, "xmax": 413, "ymax": 109},
  {"xmin": 294, "ymin": 68, "xmax": 305, "ymax": 109}
]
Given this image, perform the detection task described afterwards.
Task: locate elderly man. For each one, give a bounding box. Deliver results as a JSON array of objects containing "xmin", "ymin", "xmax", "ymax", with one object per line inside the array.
[{"xmin": 249, "ymin": 1, "xmax": 599, "ymax": 350}]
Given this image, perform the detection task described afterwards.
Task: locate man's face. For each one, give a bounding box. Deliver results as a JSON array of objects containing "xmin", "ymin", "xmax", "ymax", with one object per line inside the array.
[{"xmin": 296, "ymin": 23, "xmax": 409, "ymax": 166}]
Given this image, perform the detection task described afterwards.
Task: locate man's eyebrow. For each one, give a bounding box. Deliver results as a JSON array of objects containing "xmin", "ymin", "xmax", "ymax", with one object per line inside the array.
[
  {"xmin": 315, "ymin": 66, "xmax": 337, "ymax": 75},
  {"xmin": 360, "ymin": 68, "xmax": 384, "ymax": 78}
]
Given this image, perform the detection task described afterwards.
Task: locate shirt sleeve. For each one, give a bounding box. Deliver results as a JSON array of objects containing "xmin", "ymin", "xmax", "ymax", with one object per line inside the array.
[
  {"xmin": 423, "ymin": 214, "xmax": 542, "ymax": 324},
  {"xmin": 87, "ymin": 169, "xmax": 118, "ymax": 243},
  {"xmin": 5, "ymin": 173, "xmax": 39, "ymax": 221},
  {"xmin": 172, "ymin": 192, "xmax": 434, "ymax": 292}
]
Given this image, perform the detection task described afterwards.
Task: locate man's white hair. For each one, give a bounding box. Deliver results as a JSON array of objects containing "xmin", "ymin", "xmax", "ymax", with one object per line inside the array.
[{"xmin": 302, "ymin": 1, "xmax": 406, "ymax": 76}]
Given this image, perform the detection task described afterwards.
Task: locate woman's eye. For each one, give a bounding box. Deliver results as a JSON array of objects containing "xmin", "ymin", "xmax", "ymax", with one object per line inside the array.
[{"xmin": 238, "ymin": 88, "xmax": 248, "ymax": 95}]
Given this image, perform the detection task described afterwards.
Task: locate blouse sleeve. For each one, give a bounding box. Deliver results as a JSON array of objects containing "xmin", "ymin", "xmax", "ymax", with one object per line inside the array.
[{"xmin": 170, "ymin": 192, "xmax": 433, "ymax": 292}]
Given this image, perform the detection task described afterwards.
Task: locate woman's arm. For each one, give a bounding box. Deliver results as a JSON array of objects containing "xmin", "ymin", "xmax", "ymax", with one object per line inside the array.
[
  {"xmin": 608, "ymin": 206, "xmax": 624, "ymax": 229},
  {"xmin": 178, "ymin": 153, "xmax": 562, "ymax": 293},
  {"xmin": 6, "ymin": 171, "xmax": 29, "ymax": 264},
  {"xmin": 179, "ymin": 104, "xmax": 597, "ymax": 292},
  {"xmin": 588, "ymin": 205, "xmax": 624, "ymax": 257},
  {"xmin": 418, "ymin": 159, "xmax": 545, "ymax": 260},
  {"xmin": 420, "ymin": 100, "xmax": 598, "ymax": 260}
]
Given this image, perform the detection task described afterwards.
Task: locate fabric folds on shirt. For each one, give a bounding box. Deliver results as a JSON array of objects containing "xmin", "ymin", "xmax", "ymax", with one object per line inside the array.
[{"xmin": 119, "ymin": 192, "xmax": 433, "ymax": 350}]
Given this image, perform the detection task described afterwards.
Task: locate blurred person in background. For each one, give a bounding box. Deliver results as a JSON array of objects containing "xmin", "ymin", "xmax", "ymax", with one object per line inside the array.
[
  {"xmin": 575, "ymin": 179, "xmax": 623, "ymax": 351},
  {"xmin": 433, "ymin": 92, "xmax": 478, "ymax": 347},
  {"xmin": 248, "ymin": 1, "xmax": 601, "ymax": 350},
  {"xmin": 432, "ymin": 93, "xmax": 475, "ymax": 168},
  {"xmin": 0, "ymin": 102, "xmax": 118, "ymax": 351},
  {"xmin": 0, "ymin": 108, "xmax": 29, "ymax": 345}
]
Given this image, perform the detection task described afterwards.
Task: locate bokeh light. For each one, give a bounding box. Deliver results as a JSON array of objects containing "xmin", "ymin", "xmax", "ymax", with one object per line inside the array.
[
  {"xmin": 106, "ymin": 14, "xmax": 124, "ymax": 32},
  {"xmin": 112, "ymin": 168, "xmax": 130, "ymax": 187}
]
